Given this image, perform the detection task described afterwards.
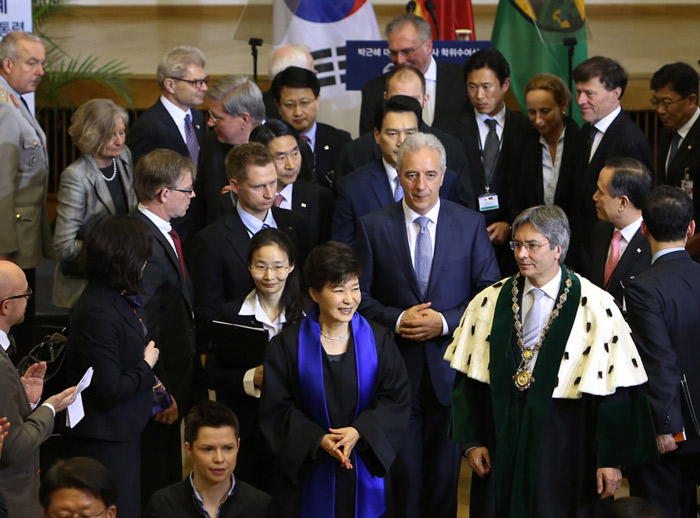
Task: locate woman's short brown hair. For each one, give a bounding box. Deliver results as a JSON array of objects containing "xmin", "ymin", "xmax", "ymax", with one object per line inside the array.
[{"xmin": 69, "ymin": 98, "xmax": 128, "ymax": 156}]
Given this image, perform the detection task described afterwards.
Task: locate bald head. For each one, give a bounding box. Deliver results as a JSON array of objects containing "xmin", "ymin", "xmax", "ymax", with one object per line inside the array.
[
  {"xmin": 269, "ymin": 45, "xmax": 314, "ymax": 79},
  {"xmin": 0, "ymin": 261, "xmax": 29, "ymax": 331}
]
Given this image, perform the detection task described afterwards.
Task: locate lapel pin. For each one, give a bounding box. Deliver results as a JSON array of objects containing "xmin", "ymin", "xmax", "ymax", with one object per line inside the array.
[
  {"xmin": 636, "ymin": 248, "xmax": 641, "ymax": 253},
  {"xmin": 301, "ymin": 202, "xmax": 307, "ymax": 208},
  {"xmin": 324, "ymin": 145, "xmax": 329, "ymax": 150},
  {"xmin": 195, "ymin": 124, "xmax": 200, "ymax": 130}
]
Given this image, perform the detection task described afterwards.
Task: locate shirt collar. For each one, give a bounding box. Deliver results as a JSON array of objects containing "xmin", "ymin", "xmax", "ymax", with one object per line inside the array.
[
  {"xmin": 138, "ymin": 204, "xmax": 172, "ymax": 233},
  {"xmin": 239, "ymin": 290, "xmax": 287, "ymax": 328},
  {"xmin": 593, "ymin": 105, "xmax": 621, "ymax": 133},
  {"xmin": 617, "ymin": 216, "xmax": 643, "ymax": 243},
  {"xmin": 424, "ymin": 57, "xmax": 437, "ymax": 82},
  {"xmin": 0, "ymin": 330, "xmax": 9, "ymax": 352},
  {"xmin": 236, "ymin": 203, "xmax": 276, "ymax": 235},
  {"xmin": 0, "ymin": 75, "xmax": 20, "ymax": 98},
  {"xmin": 523, "ymin": 266, "xmax": 562, "ymax": 301},
  {"xmin": 278, "ymin": 182, "xmax": 294, "ymax": 200},
  {"xmin": 382, "ymin": 157, "xmax": 398, "ymax": 181},
  {"xmin": 188, "ymin": 471, "xmax": 236, "ymax": 518},
  {"xmin": 677, "ymin": 106, "xmax": 700, "ymax": 139},
  {"xmin": 538, "ymin": 126, "xmax": 566, "ymax": 148},
  {"xmin": 476, "ymin": 103, "xmax": 506, "ymax": 128},
  {"xmin": 401, "ymin": 197, "xmax": 440, "ymax": 226},
  {"xmin": 652, "ymin": 246, "xmax": 686, "ymax": 264},
  {"xmin": 160, "ymin": 95, "xmax": 191, "ymax": 127},
  {"xmin": 301, "ymin": 121, "xmax": 318, "ymax": 149}
]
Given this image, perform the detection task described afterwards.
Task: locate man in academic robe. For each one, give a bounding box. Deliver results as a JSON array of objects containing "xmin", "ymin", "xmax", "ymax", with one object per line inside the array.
[
  {"xmin": 355, "ymin": 133, "xmax": 501, "ymax": 518},
  {"xmin": 625, "ymin": 186, "xmax": 700, "ymax": 518},
  {"xmin": 445, "ymin": 204, "xmax": 658, "ymax": 518},
  {"xmin": 589, "ymin": 157, "xmax": 652, "ymax": 310},
  {"xmin": 651, "ymin": 62, "xmax": 700, "ymax": 260}
]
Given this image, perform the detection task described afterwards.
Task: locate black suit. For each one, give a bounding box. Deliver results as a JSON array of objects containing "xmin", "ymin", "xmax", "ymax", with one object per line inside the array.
[
  {"xmin": 126, "ymin": 99, "xmax": 206, "ymax": 166},
  {"xmin": 571, "ymin": 110, "xmax": 652, "ymax": 271},
  {"xmin": 135, "ymin": 210, "xmax": 198, "ymax": 504},
  {"xmin": 359, "ymin": 60, "xmax": 468, "ymax": 135},
  {"xmin": 588, "ymin": 222, "xmax": 651, "ymax": 310},
  {"xmin": 508, "ymin": 117, "xmax": 579, "ymax": 220},
  {"xmin": 355, "ymin": 200, "xmax": 501, "ymax": 518},
  {"xmin": 189, "ymin": 131, "xmax": 233, "ymax": 230},
  {"xmin": 626, "ymin": 250, "xmax": 700, "ymax": 518},
  {"xmin": 310, "ymin": 122, "xmax": 351, "ymax": 188},
  {"xmin": 289, "ymin": 181, "xmax": 333, "ymax": 247},
  {"xmin": 263, "ymin": 88, "xmax": 281, "ymax": 120},
  {"xmin": 191, "ymin": 208, "xmax": 309, "ymax": 343},
  {"xmin": 335, "ymin": 122, "xmax": 470, "ymax": 182},
  {"xmin": 65, "ymin": 280, "xmax": 156, "ymax": 518}
]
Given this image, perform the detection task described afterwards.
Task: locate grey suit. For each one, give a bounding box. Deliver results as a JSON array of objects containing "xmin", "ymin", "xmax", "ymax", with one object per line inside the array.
[
  {"xmin": 0, "ymin": 76, "xmax": 51, "ymax": 268},
  {"xmin": 52, "ymin": 148, "xmax": 137, "ymax": 307},
  {"xmin": 0, "ymin": 342, "xmax": 54, "ymax": 518}
]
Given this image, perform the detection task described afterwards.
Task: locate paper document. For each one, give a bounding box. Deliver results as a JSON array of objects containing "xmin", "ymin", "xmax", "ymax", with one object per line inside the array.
[{"xmin": 66, "ymin": 367, "xmax": 94, "ymax": 428}]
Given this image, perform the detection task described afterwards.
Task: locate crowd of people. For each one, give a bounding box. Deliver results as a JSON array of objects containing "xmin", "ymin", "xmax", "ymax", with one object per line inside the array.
[{"xmin": 0, "ymin": 9, "xmax": 698, "ymax": 518}]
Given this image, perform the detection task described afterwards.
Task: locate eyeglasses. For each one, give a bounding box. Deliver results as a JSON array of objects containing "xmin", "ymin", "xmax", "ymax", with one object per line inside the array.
[
  {"xmin": 167, "ymin": 186, "xmax": 194, "ymax": 195},
  {"xmin": 1, "ymin": 287, "xmax": 33, "ymax": 305},
  {"xmin": 388, "ymin": 39, "xmax": 428, "ymax": 59},
  {"xmin": 280, "ymin": 100, "xmax": 314, "ymax": 111},
  {"xmin": 249, "ymin": 264, "xmax": 290, "ymax": 274},
  {"xmin": 509, "ymin": 241, "xmax": 549, "ymax": 253},
  {"xmin": 47, "ymin": 507, "xmax": 107, "ymax": 518},
  {"xmin": 208, "ymin": 110, "xmax": 225, "ymax": 124},
  {"xmin": 650, "ymin": 96, "xmax": 687, "ymax": 109},
  {"xmin": 169, "ymin": 76, "xmax": 209, "ymax": 89}
]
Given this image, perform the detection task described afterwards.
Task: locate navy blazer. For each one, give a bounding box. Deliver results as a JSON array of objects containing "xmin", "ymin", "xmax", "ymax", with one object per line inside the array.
[
  {"xmin": 290, "ymin": 181, "xmax": 333, "ymax": 247},
  {"xmin": 126, "ymin": 99, "xmax": 206, "ymax": 166},
  {"xmin": 312, "ymin": 122, "xmax": 351, "ymax": 188},
  {"xmin": 626, "ymin": 250, "xmax": 700, "ymax": 453},
  {"xmin": 355, "ymin": 200, "xmax": 501, "ymax": 406},
  {"xmin": 332, "ymin": 160, "xmax": 458, "ymax": 247},
  {"xmin": 588, "ymin": 221, "xmax": 651, "ymax": 310}
]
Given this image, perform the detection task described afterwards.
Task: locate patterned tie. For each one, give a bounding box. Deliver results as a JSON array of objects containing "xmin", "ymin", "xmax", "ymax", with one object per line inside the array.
[
  {"xmin": 668, "ymin": 130, "xmax": 682, "ymax": 167},
  {"xmin": 522, "ymin": 288, "xmax": 544, "ymax": 350},
  {"xmin": 274, "ymin": 194, "xmax": 285, "ymax": 207},
  {"xmin": 586, "ymin": 126, "xmax": 598, "ymax": 163},
  {"xmin": 482, "ymin": 119, "xmax": 499, "ymax": 181},
  {"xmin": 169, "ymin": 228, "xmax": 187, "ymax": 279},
  {"xmin": 393, "ymin": 176, "xmax": 404, "ymax": 202},
  {"xmin": 414, "ymin": 216, "xmax": 432, "ymax": 296},
  {"xmin": 184, "ymin": 113, "xmax": 199, "ymax": 165},
  {"xmin": 603, "ymin": 230, "xmax": 623, "ymax": 288}
]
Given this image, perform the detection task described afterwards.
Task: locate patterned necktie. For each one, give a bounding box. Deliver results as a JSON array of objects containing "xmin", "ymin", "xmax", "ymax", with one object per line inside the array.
[
  {"xmin": 603, "ymin": 230, "xmax": 623, "ymax": 288},
  {"xmin": 482, "ymin": 118, "xmax": 499, "ymax": 181},
  {"xmin": 169, "ymin": 228, "xmax": 187, "ymax": 279},
  {"xmin": 184, "ymin": 113, "xmax": 199, "ymax": 165},
  {"xmin": 393, "ymin": 176, "xmax": 404, "ymax": 202},
  {"xmin": 586, "ymin": 126, "xmax": 598, "ymax": 163},
  {"xmin": 274, "ymin": 194, "xmax": 285, "ymax": 207},
  {"xmin": 522, "ymin": 288, "xmax": 544, "ymax": 350},
  {"xmin": 414, "ymin": 216, "xmax": 432, "ymax": 295}
]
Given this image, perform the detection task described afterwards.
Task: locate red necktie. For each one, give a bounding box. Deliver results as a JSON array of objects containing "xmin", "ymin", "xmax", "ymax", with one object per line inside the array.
[
  {"xmin": 603, "ymin": 230, "xmax": 622, "ymax": 288},
  {"xmin": 169, "ymin": 228, "xmax": 187, "ymax": 279},
  {"xmin": 274, "ymin": 194, "xmax": 285, "ymax": 207}
]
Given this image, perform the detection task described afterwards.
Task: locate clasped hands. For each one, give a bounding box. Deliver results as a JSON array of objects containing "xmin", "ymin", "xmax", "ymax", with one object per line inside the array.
[
  {"xmin": 321, "ymin": 426, "xmax": 360, "ymax": 470},
  {"xmin": 399, "ymin": 302, "xmax": 443, "ymax": 342}
]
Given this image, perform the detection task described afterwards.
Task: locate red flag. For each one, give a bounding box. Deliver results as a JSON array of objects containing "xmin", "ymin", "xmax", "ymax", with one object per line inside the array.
[{"xmin": 415, "ymin": 0, "xmax": 475, "ymax": 41}]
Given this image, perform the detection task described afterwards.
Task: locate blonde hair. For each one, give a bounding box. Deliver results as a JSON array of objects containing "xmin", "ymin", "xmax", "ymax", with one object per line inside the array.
[{"xmin": 69, "ymin": 99, "xmax": 128, "ymax": 156}]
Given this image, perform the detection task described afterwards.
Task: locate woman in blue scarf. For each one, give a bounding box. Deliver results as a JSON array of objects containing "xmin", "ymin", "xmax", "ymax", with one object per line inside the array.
[{"xmin": 260, "ymin": 241, "xmax": 410, "ymax": 518}]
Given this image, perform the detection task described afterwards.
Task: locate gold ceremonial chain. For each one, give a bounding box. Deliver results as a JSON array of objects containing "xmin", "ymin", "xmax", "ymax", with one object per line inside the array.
[{"xmin": 511, "ymin": 269, "xmax": 572, "ymax": 391}]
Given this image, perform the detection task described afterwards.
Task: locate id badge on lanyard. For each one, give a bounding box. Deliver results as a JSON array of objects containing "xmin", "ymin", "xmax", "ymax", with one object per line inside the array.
[{"xmin": 478, "ymin": 186, "xmax": 499, "ymax": 212}]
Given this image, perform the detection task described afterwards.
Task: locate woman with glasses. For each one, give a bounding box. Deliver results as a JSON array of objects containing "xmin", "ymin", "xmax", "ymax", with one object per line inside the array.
[
  {"xmin": 53, "ymin": 98, "xmax": 137, "ymax": 308},
  {"xmin": 204, "ymin": 227, "xmax": 304, "ymax": 491},
  {"xmin": 64, "ymin": 216, "xmax": 160, "ymax": 518},
  {"xmin": 260, "ymin": 241, "xmax": 411, "ymax": 518}
]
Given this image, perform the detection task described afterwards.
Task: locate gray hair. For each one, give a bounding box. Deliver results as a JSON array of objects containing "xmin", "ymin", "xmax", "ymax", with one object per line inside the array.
[
  {"xmin": 207, "ymin": 75, "xmax": 265, "ymax": 123},
  {"xmin": 396, "ymin": 132, "xmax": 446, "ymax": 173},
  {"xmin": 0, "ymin": 31, "xmax": 42, "ymax": 61},
  {"xmin": 511, "ymin": 205, "xmax": 570, "ymax": 264},
  {"xmin": 269, "ymin": 45, "xmax": 314, "ymax": 79},
  {"xmin": 385, "ymin": 14, "xmax": 432, "ymax": 42},
  {"xmin": 156, "ymin": 46, "xmax": 206, "ymax": 89}
]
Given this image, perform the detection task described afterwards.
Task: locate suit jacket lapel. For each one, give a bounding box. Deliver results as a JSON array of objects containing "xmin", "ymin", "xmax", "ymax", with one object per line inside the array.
[
  {"xmin": 668, "ymin": 117, "xmax": 700, "ymax": 185},
  {"xmin": 459, "ymin": 108, "xmax": 484, "ymax": 187},
  {"xmin": 369, "ymin": 162, "xmax": 393, "ymax": 207},
  {"xmin": 85, "ymin": 155, "xmax": 117, "ymax": 214},
  {"xmin": 610, "ymin": 228, "xmax": 648, "ymax": 286},
  {"xmin": 225, "ymin": 213, "xmax": 252, "ymax": 266},
  {"xmin": 155, "ymin": 100, "xmax": 189, "ymax": 155},
  {"xmin": 385, "ymin": 204, "xmax": 423, "ymax": 299},
  {"xmin": 428, "ymin": 204, "xmax": 452, "ymax": 296}
]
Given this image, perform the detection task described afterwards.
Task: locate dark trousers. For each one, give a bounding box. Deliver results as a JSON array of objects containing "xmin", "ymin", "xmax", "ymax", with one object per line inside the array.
[
  {"xmin": 140, "ymin": 418, "xmax": 183, "ymax": 508},
  {"xmin": 391, "ymin": 367, "xmax": 461, "ymax": 518}
]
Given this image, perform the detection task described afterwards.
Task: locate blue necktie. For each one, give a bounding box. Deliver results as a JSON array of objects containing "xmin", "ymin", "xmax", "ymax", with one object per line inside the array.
[
  {"xmin": 414, "ymin": 216, "xmax": 432, "ymax": 295},
  {"xmin": 393, "ymin": 176, "xmax": 404, "ymax": 202},
  {"xmin": 668, "ymin": 130, "xmax": 681, "ymax": 167},
  {"xmin": 522, "ymin": 288, "xmax": 544, "ymax": 350}
]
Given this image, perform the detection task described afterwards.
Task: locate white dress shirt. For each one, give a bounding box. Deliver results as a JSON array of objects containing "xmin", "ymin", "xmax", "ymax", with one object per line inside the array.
[
  {"xmin": 423, "ymin": 57, "xmax": 437, "ymax": 126},
  {"xmin": 589, "ymin": 105, "xmax": 621, "ymax": 161},
  {"xmin": 138, "ymin": 204, "xmax": 178, "ymax": 256},
  {"xmin": 160, "ymin": 95, "xmax": 194, "ymax": 145}
]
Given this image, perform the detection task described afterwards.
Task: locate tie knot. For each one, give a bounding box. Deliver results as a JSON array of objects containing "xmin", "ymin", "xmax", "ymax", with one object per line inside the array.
[
  {"xmin": 415, "ymin": 216, "xmax": 430, "ymax": 231},
  {"xmin": 530, "ymin": 288, "xmax": 544, "ymax": 301},
  {"xmin": 589, "ymin": 126, "xmax": 598, "ymax": 139},
  {"xmin": 185, "ymin": 113, "xmax": 191, "ymax": 123},
  {"xmin": 612, "ymin": 229, "xmax": 623, "ymax": 243},
  {"xmin": 485, "ymin": 118, "xmax": 498, "ymax": 131}
]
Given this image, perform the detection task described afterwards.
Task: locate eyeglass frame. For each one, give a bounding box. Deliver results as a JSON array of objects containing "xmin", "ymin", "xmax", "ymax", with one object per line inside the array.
[
  {"xmin": 509, "ymin": 240, "xmax": 550, "ymax": 253},
  {"xmin": 207, "ymin": 110, "xmax": 226, "ymax": 125},
  {"xmin": 166, "ymin": 186, "xmax": 195, "ymax": 195},
  {"xmin": 248, "ymin": 264, "xmax": 291, "ymax": 274},
  {"xmin": 47, "ymin": 507, "xmax": 108, "ymax": 518},
  {"xmin": 388, "ymin": 38, "xmax": 429, "ymax": 59},
  {"xmin": 649, "ymin": 95, "xmax": 687, "ymax": 110},
  {"xmin": 168, "ymin": 76, "xmax": 209, "ymax": 89},
  {"xmin": 0, "ymin": 286, "xmax": 33, "ymax": 305}
]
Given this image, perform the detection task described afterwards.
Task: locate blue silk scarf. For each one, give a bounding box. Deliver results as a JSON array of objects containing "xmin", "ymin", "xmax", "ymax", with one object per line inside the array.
[{"xmin": 297, "ymin": 309, "xmax": 385, "ymax": 518}]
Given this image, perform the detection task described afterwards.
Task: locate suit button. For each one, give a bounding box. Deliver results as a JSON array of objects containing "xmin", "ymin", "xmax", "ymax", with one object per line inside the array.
[
  {"xmin": 15, "ymin": 213, "xmax": 20, "ymax": 219},
  {"xmin": 36, "ymin": 469, "xmax": 41, "ymax": 477},
  {"xmin": 30, "ymin": 155, "xmax": 36, "ymax": 164},
  {"xmin": 33, "ymin": 141, "xmax": 38, "ymax": 147}
]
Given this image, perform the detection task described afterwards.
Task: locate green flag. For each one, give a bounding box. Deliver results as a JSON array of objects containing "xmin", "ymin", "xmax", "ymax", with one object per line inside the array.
[{"xmin": 492, "ymin": 0, "xmax": 588, "ymax": 122}]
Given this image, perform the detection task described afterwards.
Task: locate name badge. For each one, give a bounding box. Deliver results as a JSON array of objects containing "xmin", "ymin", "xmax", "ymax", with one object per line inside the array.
[
  {"xmin": 478, "ymin": 193, "xmax": 499, "ymax": 212},
  {"xmin": 682, "ymin": 169, "xmax": 694, "ymax": 200}
]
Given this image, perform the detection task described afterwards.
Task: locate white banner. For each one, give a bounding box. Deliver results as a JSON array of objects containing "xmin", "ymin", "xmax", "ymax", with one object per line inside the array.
[{"xmin": 0, "ymin": 0, "xmax": 34, "ymax": 111}]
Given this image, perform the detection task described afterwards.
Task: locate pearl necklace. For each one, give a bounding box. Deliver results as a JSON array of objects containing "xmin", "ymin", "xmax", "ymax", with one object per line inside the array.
[
  {"xmin": 320, "ymin": 330, "xmax": 350, "ymax": 341},
  {"xmin": 100, "ymin": 158, "xmax": 117, "ymax": 182}
]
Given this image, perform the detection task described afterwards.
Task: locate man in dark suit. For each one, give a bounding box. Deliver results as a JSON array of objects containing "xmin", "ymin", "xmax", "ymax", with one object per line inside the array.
[
  {"xmin": 571, "ymin": 56, "xmax": 653, "ymax": 272},
  {"xmin": 626, "ymin": 186, "xmax": 700, "ymax": 518},
  {"xmin": 0, "ymin": 261, "xmax": 76, "ymax": 518},
  {"xmin": 191, "ymin": 143, "xmax": 309, "ymax": 344},
  {"xmin": 333, "ymin": 96, "xmax": 457, "ymax": 247},
  {"xmin": 133, "ymin": 149, "xmax": 198, "ymax": 504},
  {"xmin": 263, "ymin": 45, "xmax": 315, "ymax": 120},
  {"xmin": 359, "ymin": 14, "xmax": 468, "ymax": 135},
  {"xmin": 355, "ymin": 133, "xmax": 501, "ymax": 518},
  {"xmin": 589, "ymin": 157, "xmax": 652, "ymax": 310},
  {"xmin": 126, "ymin": 46, "xmax": 207, "ymax": 167},
  {"xmin": 447, "ymin": 48, "xmax": 530, "ymax": 275},
  {"xmin": 272, "ymin": 66, "xmax": 351, "ymax": 188},
  {"xmin": 651, "ymin": 62, "xmax": 700, "ymax": 260},
  {"xmin": 337, "ymin": 65, "xmax": 469, "ymax": 180},
  {"xmin": 250, "ymin": 119, "xmax": 333, "ymax": 247}
]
